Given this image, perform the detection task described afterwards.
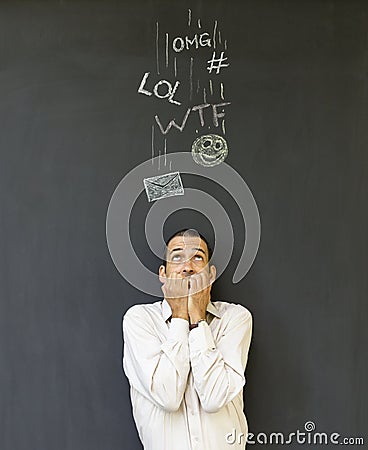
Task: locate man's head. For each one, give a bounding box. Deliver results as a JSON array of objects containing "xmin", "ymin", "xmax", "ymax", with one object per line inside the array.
[{"xmin": 159, "ymin": 228, "xmax": 216, "ymax": 284}]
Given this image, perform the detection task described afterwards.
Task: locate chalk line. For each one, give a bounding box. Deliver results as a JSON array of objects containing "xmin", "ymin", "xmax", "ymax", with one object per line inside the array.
[
  {"xmin": 156, "ymin": 22, "xmax": 160, "ymax": 75},
  {"xmin": 165, "ymin": 33, "xmax": 169, "ymax": 68},
  {"xmin": 151, "ymin": 125, "xmax": 154, "ymax": 164},
  {"xmin": 189, "ymin": 57, "xmax": 193, "ymax": 100},
  {"xmin": 213, "ymin": 20, "xmax": 218, "ymax": 49}
]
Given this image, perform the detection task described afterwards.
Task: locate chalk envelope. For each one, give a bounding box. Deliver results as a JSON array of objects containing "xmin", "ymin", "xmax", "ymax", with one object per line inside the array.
[{"xmin": 143, "ymin": 171, "xmax": 184, "ymax": 202}]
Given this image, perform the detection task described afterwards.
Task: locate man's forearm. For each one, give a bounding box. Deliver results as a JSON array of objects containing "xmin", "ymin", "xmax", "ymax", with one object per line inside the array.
[
  {"xmin": 123, "ymin": 308, "xmax": 190, "ymax": 412},
  {"xmin": 188, "ymin": 311, "xmax": 252, "ymax": 413}
]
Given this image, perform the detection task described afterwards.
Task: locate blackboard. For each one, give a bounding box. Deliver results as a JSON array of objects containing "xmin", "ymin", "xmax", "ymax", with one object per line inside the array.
[{"xmin": 1, "ymin": 1, "xmax": 367, "ymax": 449}]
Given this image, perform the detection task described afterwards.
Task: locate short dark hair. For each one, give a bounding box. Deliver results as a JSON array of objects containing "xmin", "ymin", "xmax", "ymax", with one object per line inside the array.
[{"xmin": 162, "ymin": 228, "xmax": 213, "ymax": 267}]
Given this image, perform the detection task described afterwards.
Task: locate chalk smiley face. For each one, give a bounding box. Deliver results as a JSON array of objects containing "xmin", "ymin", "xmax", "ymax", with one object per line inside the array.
[{"xmin": 191, "ymin": 134, "xmax": 228, "ymax": 167}]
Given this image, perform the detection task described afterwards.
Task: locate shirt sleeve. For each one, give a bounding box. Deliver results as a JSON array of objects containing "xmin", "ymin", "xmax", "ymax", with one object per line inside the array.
[
  {"xmin": 188, "ymin": 305, "xmax": 252, "ymax": 413},
  {"xmin": 122, "ymin": 305, "xmax": 190, "ymax": 412}
]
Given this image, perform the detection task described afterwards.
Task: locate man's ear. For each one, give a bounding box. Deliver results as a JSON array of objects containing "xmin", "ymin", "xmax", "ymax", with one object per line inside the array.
[
  {"xmin": 209, "ymin": 264, "xmax": 216, "ymax": 284},
  {"xmin": 159, "ymin": 265, "xmax": 167, "ymax": 284}
]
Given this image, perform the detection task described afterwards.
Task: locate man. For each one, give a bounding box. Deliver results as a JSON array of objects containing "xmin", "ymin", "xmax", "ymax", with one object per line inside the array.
[{"xmin": 122, "ymin": 229, "xmax": 253, "ymax": 450}]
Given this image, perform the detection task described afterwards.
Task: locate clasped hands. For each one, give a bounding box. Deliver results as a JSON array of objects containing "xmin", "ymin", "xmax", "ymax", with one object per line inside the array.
[{"xmin": 161, "ymin": 271, "xmax": 213, "ymax": 324}]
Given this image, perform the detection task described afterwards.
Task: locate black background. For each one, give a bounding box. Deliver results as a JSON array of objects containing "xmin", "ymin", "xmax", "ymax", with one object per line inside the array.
[{"xmin": 0, "ymin": 1, "xmax": 367, "ymax": 449}]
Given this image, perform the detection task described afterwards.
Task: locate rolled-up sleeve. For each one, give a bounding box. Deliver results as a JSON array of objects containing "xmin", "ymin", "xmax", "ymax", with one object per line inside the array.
[
  {"xmin": 123, "ymin": 305, "xmax": 190, "ymax": 412},
  {"xmin": 188, "ymin": 306, "xmax": 252, "ymax": 413}
]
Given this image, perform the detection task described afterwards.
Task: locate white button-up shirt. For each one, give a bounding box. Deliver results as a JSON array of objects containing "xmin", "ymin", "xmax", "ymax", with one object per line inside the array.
[{"xmin": 122, "ymin": 299, "xmax": 253, "ymax": 450}]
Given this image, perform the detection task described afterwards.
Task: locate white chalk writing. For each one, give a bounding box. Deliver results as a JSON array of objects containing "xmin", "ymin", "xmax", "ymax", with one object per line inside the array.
[{"xmin": 138, "ymin": 72, "xmax": 182, "ymax": 105}]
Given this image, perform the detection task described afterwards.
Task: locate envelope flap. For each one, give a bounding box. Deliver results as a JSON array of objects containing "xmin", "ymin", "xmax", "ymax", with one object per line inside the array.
[{"xmin": 145, "ymin": 172, "xmax": 179, "ymax": 188}]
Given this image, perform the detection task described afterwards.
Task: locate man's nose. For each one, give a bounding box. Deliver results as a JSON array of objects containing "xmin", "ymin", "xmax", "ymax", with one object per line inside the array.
[{"xmin": 182, "ymin": 257, "xmax": 195, "ymax": 274}]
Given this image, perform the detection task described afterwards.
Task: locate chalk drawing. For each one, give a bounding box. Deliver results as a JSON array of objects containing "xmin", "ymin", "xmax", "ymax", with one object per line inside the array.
[
  {"xmin": 137, "ymin": 72, "xmax": 152, "ymax": 97},
  {"xmin": 189, "ymin": 57, "xmax": 193, "ymax": 100},
  {"xmin": 143, "ymin": 172, "xmax": 184, "ymax": 202},
  {"xmin": 151, "ymin": 125, "xmax": 155, "ymax": 164},
  {"xmin": 155, "ymin": 102, "xmax": 230, "ymax": 135},
  {"xmin": 155, "ymin": 108, "xmax": 191, "ymax": 134},
  {"xmin": 165, "ymin": 33, "xmax": 169, "ymax": 68},
  {"xmin": 212, "ymin": 102, "xmax": 231, "ymax": 127},
  {"xmin": 209, "ymin": 79, "xmax": 213, "ymax": 95},
  {"xmin": 207, "ymin": 51, "xmax": 229, "ymax": 74},
  {"xmin": 138, "ymin": 72, "xmax": 181, "ymax": 105},
  {"xmin": 156, "ymin": 22, "xmax": 160, "ymax": 75},
  {"xmin": 172, "ymin": 33, "xmax": 211, "ymax": 52},
  {"xmin": 140, "ymin": 14, "xmax": 232, "ymax": 161},
  {"xmin": 192, "ymin": 103, "xmax": 210, "ymax": 127},
  {"xmin": 191, "ymin": 134, "xmax": 228, "ymax": 167},
  {"xmin": 164, "ymin": 138, "xmax": 167, "ymax": 166},
  {"xmin": 172, "ymin": 36, "xmax": 185, "ymax": 52},
  {"xmin": 153, "ymin": 79, "xmax": 181, "ymax": 105},
  {"xmin": 213, "ymin": 20, "xmax": 218, "ymax": 49}
]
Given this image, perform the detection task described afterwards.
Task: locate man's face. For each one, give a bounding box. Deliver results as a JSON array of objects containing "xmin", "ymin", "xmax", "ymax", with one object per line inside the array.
[{"xmin": 159, "ymin": 234, "xmax": 214, "ymax": 280}]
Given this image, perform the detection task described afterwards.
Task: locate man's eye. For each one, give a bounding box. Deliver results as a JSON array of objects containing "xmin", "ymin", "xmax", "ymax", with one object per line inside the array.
[
  {"xmin": 194, "ymin": 255, "xmax": 203, "ymax": 260},
  {"xmin": 171, "ymin": 255, "xmax": 181, "ymax": 261}
]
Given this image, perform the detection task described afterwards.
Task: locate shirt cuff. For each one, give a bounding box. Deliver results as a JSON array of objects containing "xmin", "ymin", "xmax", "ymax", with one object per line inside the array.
[
  {"xmin": 188, "ymin": 322, "xmax": 216, "ymax": 354},
  {"xmin": 167, "ymin": 318, "xmax": 189, "ymax": 342}
]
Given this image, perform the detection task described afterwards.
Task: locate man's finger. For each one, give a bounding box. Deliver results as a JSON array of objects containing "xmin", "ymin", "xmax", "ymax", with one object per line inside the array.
[
  {"xmin": 191, "ymin": 272, "xmax": 208, "ymax": 295},
  {"xmin": 190, "ymin": 276, "xmax": 197, "ymax": 295},
  {"xmin": 182, "ymin": 277, "xmax": 189, "ymax": 293},
  {"xmin": 199, "ymin": 270, "xmax": 210, "ymax": 289}
]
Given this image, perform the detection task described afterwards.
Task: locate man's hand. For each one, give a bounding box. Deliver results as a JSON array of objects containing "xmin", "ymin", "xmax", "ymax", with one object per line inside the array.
[
  {"xmin": 161, "ymin": 272, "xmax": 189, "ymax": 321},
  {"xmin": 188, "ymin": 271, "xmax": 212, "ymax": 324}
]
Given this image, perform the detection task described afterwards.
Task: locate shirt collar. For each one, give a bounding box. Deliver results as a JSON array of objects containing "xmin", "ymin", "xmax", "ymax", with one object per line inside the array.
[{"xmin": 161, "ymin": 298, "xmax": 222, "ymax": 322}]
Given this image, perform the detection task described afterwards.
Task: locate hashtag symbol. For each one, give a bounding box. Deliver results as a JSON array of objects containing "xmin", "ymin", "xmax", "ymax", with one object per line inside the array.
[{"xmin": 207, "ymin": 51, "xmax": 229, "ymax": 74}]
